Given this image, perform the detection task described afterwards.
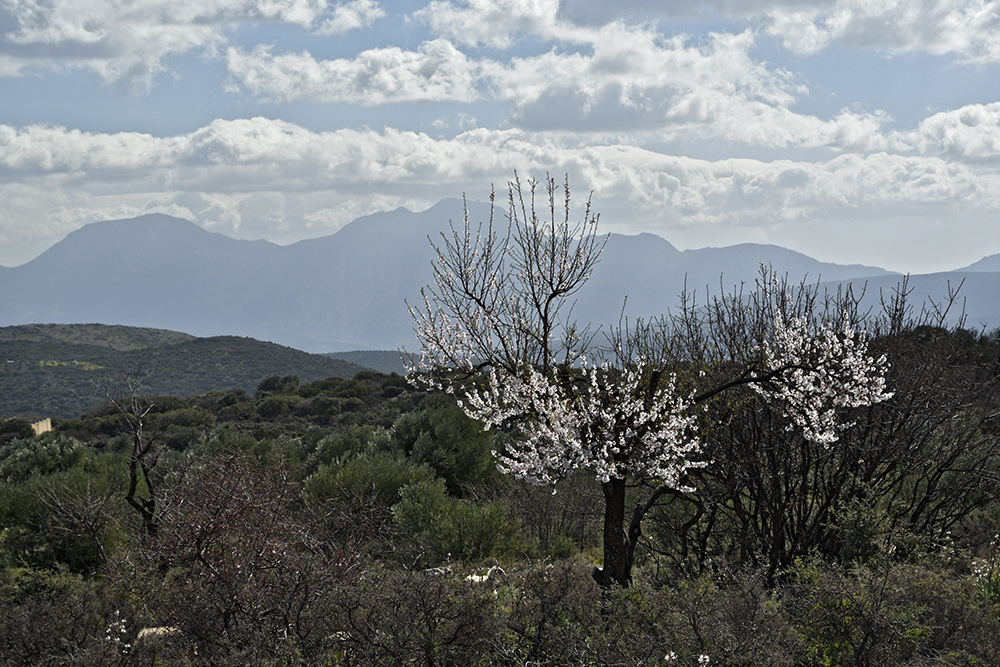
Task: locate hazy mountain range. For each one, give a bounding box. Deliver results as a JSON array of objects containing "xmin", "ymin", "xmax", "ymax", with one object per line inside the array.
[{"xmin": 1, "ymin": 200, "xmax": 998, "ymax": 352}]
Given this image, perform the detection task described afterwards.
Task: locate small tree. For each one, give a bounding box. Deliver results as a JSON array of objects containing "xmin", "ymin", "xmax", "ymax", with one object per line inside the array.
[
  {"xmin": 105, "ymin": 364, "xmax": 161, "ymax": 540},
  {"xmin": 408, "ymin": 175, "xmax": 892, "ymax": 587}
]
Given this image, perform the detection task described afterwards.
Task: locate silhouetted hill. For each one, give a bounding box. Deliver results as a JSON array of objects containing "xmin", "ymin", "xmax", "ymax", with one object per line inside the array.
[
  {"xmin": 0, "ymin": 324, "xmax": 367, "ymax": 418},
  {"xmin": 0, "ymin": 204, "xmax": 996, "ymax": 351}
]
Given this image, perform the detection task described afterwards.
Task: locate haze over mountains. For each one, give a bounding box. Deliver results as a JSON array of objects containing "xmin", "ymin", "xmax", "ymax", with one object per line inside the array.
[{"xmin": 1, "ymin": 201, "xmax": 998, "ymax": 352}]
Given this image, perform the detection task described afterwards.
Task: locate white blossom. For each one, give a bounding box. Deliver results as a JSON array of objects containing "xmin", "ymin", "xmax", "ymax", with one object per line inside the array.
[
  {"xmin": 751, "ymin": 313, "xmax": 893, "ymax": 444},
  {"xmin": 460, "ymin": 360, "xmax": 702, "ymax": 485}
]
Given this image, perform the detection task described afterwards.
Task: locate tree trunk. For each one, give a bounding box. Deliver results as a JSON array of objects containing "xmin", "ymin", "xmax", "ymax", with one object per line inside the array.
[{"xmin": 592, "ymin": 477, "xmax": 632, "ymax": 588}]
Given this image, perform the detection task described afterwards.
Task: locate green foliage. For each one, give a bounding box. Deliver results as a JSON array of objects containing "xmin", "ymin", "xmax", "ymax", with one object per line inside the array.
[
  {"xmin": 0, "ymin": 419, "xmax": 34, "ymax": 445},
  {"xmin": 0, "ymin": 566, "xmax": 119, "ymax": 667},
  {"xmin": 392, "ymin": 403, "xmax": 498, "ymax": 495},
  {"xmin": 0, "ymin": 325, "xmax": 999, "ymax": 663},
  {"xmin": 973, "ymin": 537, "xmax": 1000, "ymax": 610},
  {"xmin": 0, "ymin": 481, "xmax": 46, "ymax": 567},
  {"xmin": 256, "ymin": 374, "xmax": 300, "ymax": 396},
  {"xmin": 832, "ymin": 496, "xmax": 891, "ymax": 565},
  {"xmin": 256, "ymin": 393, "xmax": 304, "ymax": 419},
  {"xmin": 0, "ymin": 433, "xmax": 88, "ymax": 484},
  {"xmin": 784, "ymin": 557, "xmax": 1000, "ymax": 667},
  {"xmin": 0, "ymin": 447, "xmax": 126, "ymax": 573},
  {"xmin": 303, "ymin": 425, "xmax": 386, "ymax": 473},
  {"xmin": 392, "ymin": 478, "xmax": 522, "ymax": 564},
  {"xmin": 304, "ymin": 450, "xmax": 436, "ymax": 508}
]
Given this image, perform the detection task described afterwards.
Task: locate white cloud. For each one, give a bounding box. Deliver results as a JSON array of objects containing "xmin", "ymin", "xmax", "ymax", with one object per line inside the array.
[
  {"xmin": 225, "ymin": 38, "xmax": 480, "ymax": 103},
  {"xmin": 483, "ymin": 27, "xmax": 888, "ymax": 150},
  {"xmin": 899, "ymin": 103, "xmax": 1000, "ymax": 160},
  {"xmin": 458, "ymin": 0, "xmax": 1000, "ymax": 63},
  {"xmin": 555, "ymin": 0, "xmax": 827, "ymax": 25},
  {"xmin": 0, "ymin": 0, "xmax": 332, "ymax": 88},
  {"xmin": 316, "ymin": 0, "xmax": 384, "ymax": 34},
  {"xmin": 415, "ymin": 0, "xmax": 562, "ymax": 48},
  {"xmin": 0, "ymin": 124, "xmax": 179, "ymax": 174},
  {"xmin": 765, "ymin": 0, "xmax": 1000, "ymax": 62},
  {"xmin": 409, "ymin": 3, "xmax": 892, "ymax": 149}
]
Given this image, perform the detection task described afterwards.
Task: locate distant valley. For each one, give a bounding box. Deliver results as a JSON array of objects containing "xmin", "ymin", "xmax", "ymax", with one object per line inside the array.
[{"xmin": 1, "ymin": 201, "xmax": 998, "ymax": 353}]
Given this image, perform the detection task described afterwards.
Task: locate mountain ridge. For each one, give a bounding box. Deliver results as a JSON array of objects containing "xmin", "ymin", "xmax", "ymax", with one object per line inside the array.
[{"xmin": 0, "ymin": 205, "xmax": 995, "ymax": 352}]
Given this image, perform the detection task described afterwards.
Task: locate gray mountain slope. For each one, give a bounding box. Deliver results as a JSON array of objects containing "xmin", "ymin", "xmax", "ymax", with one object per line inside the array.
[
  {"xmin": 960, "ymin": 254, "xmax": 1000, "ymax": 272},
  {"xmin": 0, "ymin": 214, "xmax": 284, "ymax": 338},
  {"xmin": 0, "ymin": 206, "xmax": 995, "ymax": 352}
]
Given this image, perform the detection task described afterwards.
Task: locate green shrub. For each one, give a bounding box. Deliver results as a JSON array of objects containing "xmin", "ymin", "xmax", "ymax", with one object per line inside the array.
[
  {"xmin": 973, "ymin": 537, "xmax": 1000, "ymax": 610},
  {"xmin": 784, "ymin": 558, "xmax": 1000, "ymax": 666},
  {"xmin": 392, "ymin": 405, "xmax": 498, "ymax": 496},
  {"xmin": 304, "ymin": 425, "xmax": 391, "ymax": 474},
  {"xmin": 256, "ymin": 374, "xmax": 299, "ymax": 397},
  {"xmin": 333, "ymin": 565, "xmax": 499, "ymax": 666},
  {"xmin": 392, "ymin": 478, "xmax": 522, "ymax": 564},
  {"xmin": 256, "ymin": 394, "xmax": 303, "ymax": 419},
  {"xmin": 304, "ymin": 451, "xmax": 436, "ymax": 508},
  {"xmin": 0, "ymin": 433, "xmax": 88, "ymax": 484},
  {"xmin": 0, "ymin": 566, "xmax": 116, "ymax": 666}
]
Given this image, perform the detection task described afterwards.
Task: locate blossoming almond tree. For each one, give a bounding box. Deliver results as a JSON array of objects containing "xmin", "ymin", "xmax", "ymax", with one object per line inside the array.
[{"xmin": 408, "ymin": 175, "xmax": 892, "ymax": 588}]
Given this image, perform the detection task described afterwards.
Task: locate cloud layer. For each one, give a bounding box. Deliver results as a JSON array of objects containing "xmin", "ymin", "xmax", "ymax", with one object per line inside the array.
[
  {"xmin": 225, "ymin": 39, "xmax": 479, "ymax": 104},
  {"xmin": 1, "ymin": 117, "xmax": 998, "ymax": 269},
  {"xmin": 0, "ymin": 0, "xmax": 377, "ymax": 88}
]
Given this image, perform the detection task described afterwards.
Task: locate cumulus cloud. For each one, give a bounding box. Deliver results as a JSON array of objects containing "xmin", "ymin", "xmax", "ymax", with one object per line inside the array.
[
  {"xmin": 405, "ymin": 2, "xmax": 891, "ymax": 148},
  {"xmin": 445, "ymin": 0, "xmax": 1000, "ymax": 64},
  {"xmin": 415, "ymin": 0, "xmax": 563, "ymax": 48},
  {"xmin": 316, "ymin": 0, "xmax": 385, "ymax": 34},
  {"xmin": 899, "ymin": 103, "xmax": 1000, "ymax": 160},
  {"xmin": 482, "ymin": 27, "xmax": 888, "ymax": 150},
  {"xmin": 765, "ymin": 0, "xmax": 1000, "ymax": 62},
  {"xmin": 1, "ymin": 117, "xmax": 998, "ymax": 268},
  {"xmin": 225, "ymin": 39, "xmax": 480, "ymax": 104},
  {"xmin": 0, "ymin": 0, "xmax": 340, "ymax": 88},
  {"xmin": 555, "ymin": 0, "xmax": 824, "ymax": 25}
]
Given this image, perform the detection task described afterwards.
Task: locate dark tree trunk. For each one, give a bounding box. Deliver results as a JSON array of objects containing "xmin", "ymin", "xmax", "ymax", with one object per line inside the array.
[
  {"xmin": 592, "ymin": 477, "xmax": 633, "ymax": 588},
  {"xmin": 593, "ymin": 478, "xmax": 676, "ymax": 588},
  {"xmin": 125, "ymin": 457, "xmax": 158, "ymax": 540}
]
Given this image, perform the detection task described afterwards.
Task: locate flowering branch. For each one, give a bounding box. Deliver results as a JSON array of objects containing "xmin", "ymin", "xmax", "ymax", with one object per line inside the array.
[{"xmin": 750, "ymin": 313, "xmax": 893, "ymax": 444}]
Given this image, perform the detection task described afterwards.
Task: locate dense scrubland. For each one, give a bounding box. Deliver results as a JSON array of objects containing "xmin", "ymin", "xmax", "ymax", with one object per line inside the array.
[{"xmin": 1, "ymin": 320, "xmax": 999, "ymax": 666}]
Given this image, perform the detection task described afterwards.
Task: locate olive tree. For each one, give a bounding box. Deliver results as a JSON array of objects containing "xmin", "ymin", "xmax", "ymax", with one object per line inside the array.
[{"xmin": 408, "ymin": 175, "xmax": 892, "ymax": 588}]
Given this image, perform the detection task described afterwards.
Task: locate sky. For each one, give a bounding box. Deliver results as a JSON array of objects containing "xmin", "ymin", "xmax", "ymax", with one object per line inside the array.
[{"xmin": 1, "ymin": 0, "xmax": 1000, "ymax": 274}]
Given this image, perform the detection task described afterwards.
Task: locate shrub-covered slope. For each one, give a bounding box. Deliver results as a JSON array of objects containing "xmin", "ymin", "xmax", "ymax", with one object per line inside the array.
[{"xmin": 0, "ymin": 324, "xmax": 367, "ymax": 418}]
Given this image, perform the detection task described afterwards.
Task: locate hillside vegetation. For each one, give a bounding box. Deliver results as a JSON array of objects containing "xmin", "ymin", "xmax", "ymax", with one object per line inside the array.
[
  {"xmin": 0, "ymin": 324, "xmax": 367, "ymax": 418},
  {"xmin": 0, "ymin": 323, "xmax": 196, "ymax": 350},
  {"xmin": 1, "ymin": 325, "xmax": 999, "ymax": 665}
]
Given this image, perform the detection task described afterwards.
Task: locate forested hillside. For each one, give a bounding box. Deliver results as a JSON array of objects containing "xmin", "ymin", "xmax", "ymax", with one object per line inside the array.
[{"xmin": 0, "ymin": 324, "xmax": 366, "ymax": 418}]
